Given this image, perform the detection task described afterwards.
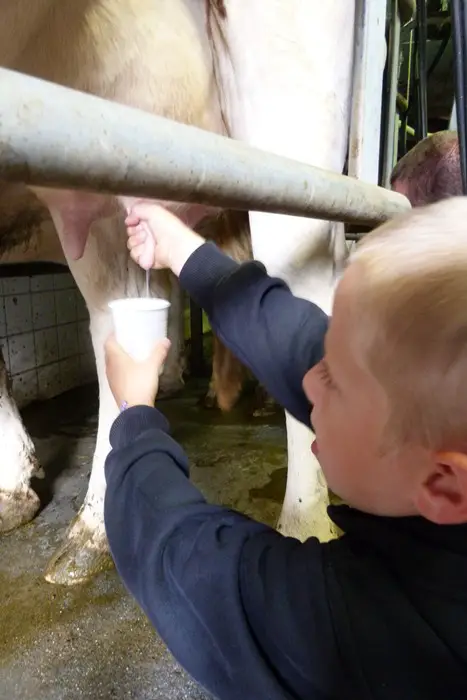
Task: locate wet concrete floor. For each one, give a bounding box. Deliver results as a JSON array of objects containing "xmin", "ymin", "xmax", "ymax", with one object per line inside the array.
[{"xmin": 1, "ymin": 381, "xmax": 287, "ymax": 699}]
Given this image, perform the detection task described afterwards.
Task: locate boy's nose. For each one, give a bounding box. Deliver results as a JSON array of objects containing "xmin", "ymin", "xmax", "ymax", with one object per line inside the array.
[
  {"xmin": 302, "ymin": 367, "xmax": 319, "ymax": 404},
  {"xmin": 309, "ymin": 410, "xmax": 317, "ymax": 434}
]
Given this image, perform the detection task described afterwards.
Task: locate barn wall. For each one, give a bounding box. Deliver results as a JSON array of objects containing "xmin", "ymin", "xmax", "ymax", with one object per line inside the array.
[{"xmin": 0, "ymin": 271, "xmax": 96, "ymax": 408}]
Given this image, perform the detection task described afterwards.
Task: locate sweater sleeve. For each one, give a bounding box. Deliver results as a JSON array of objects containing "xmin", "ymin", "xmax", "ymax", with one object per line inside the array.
[
  {"xmin": 179, "ymin": 242, "xmax": 328, "ymax": 426},
  {"xmin": 104, "ymin": 406, "xmax": 346, "ymax": 700}
]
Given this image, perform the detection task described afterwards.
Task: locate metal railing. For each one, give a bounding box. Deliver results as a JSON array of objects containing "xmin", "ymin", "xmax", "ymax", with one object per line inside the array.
[{"xmin": 0, "ymin": 67, "xmax": 410, "ymax": 228}]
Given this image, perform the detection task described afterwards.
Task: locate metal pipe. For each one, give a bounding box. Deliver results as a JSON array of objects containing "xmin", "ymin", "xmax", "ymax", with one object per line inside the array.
[
  {"xmin": 415, "ymin": 0, "xmax": 428, "ymax": 140},
  {"xmin": 452, "ymin": 0, "xmax": 467, "ymax": 194},
  {"xmin": 0, "ymin": 68, "xmax": 410, "ymax": 227},
  {"xmin": 400, "ymin": 27, "xmax": 414, "ymax": 156},
  {"xmin": 397, "ymin": 119, "xmax": 431, "ymax": 138},
  {"xmin": 397, "ymin": 92, "xmax": 408, "ymax": 113},
  {"xmin": 381, "ymin": 0, "xmax": 402, "ymax": 188},
  {"xmin": 450, "ymin": 98, "xmax": 457, "ymax": 131},
  {"xmin": 427, "ymin": 32, "xmax": 450, "ymax": 80},
  {"xmin": 348, "ymin": 0, "xmax": 387, "ymax": 186}
]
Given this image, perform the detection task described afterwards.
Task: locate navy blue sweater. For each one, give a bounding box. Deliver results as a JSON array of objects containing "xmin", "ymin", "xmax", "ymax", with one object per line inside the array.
[{"xmin": 104, "ymin": 242, "xmax": 467, "ymax": 699}]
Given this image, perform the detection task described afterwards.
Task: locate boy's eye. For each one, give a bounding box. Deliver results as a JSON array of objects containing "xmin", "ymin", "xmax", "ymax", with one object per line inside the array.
[{"xmin": 317, "ymin": 361, "xmax": 334, "ymax": 388}]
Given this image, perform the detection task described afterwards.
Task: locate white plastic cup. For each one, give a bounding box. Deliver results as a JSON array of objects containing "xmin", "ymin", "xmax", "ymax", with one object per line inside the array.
[{"xmin": 108, "ymin": 297, "xmax": 171, "ymax": 362}]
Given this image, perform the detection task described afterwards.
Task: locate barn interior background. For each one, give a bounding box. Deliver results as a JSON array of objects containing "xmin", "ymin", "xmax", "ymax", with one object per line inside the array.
[
  {"xmin": 0, "ymin": 2, "xmax": 462, "ymax": 698},
  {"xmin": 0, "ymin": 0, "xmax": 456, "ymax": 409}
]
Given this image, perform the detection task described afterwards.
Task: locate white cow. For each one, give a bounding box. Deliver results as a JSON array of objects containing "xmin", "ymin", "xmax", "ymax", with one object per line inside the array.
[{"xmin": 0, "ymin": 0, "xmax": 391, "ymax": 584}]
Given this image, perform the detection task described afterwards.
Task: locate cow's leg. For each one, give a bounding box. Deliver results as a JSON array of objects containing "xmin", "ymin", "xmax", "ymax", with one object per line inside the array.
[
  {"xmin": 36, "ymin": 195, "xmax": 190, "ymax": 585},
  {"xmin": 250, "ymin": 220, "xmax": 348, "ymax": 543},
  {"xmin": 0, "ymin": 345, "xmax": 42, "ymax": 532},
  {"xmin": 196, "ymin": 210, "xmax": 253, "ymax": 410},
  {"xmin": 45, "ymin": 287, "xmax": 183, "ymax": 584},
  {"xmin": 44, "ymin": 301, "xmax": 116, "ymax": 584},
  {"xmin": 215, "ymin": 0, "xmax": 356, "ymax": 541},
  {"xmin": 159, "ymin": 271, "xmax": 186, "ymax": 397}
]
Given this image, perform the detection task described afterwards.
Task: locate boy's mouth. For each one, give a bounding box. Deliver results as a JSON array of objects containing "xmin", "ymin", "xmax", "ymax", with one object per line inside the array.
[{"xmin": 311, "ymin": 440, "xmax": 319, "ymax": 456}]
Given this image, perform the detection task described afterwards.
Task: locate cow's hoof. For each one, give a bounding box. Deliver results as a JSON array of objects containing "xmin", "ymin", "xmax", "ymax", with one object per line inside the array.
[
  {"xmin": 253, "ymin": 397, "xmax": 277, "ymax": 418},
  {"xmin": 277, "ymin": 510, "xmax": 338, "ymax": 543},
  {"xmin": 158, "ymin": 375, "xmax": 184, "ymax": 399},
  {"xmin": 44, "ymin": 510, "xmax": 113, "ymax": 586},
  {"xmin": 0, "ymin": 487, "xmax": 40, "ymax": 533},
  {"xmin": 201, "ymin": 387, "xmax": 217, "ymax": 409},
  {"xmin": 277, "ymin": 493, "xmax": 338, "ymax": 543}
]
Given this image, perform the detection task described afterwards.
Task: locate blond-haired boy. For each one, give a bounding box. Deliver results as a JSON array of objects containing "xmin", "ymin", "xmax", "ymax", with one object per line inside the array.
[{"xmin": 103, "ymin": 198, "xmax": 467, "ymax": 700}]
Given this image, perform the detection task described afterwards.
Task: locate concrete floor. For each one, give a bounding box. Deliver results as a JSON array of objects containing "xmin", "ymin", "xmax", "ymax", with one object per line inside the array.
[{"xmin": 1, "ymin": 381, "xmax": 287, "ymax": 699}]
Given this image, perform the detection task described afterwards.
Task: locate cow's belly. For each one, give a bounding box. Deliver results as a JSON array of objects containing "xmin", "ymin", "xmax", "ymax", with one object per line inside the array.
[
  {"xmin": 0, "ymin": 0, "xmax": 223, "ymax": 134},
  {"xmin": 0, "ymin": 0, "xmax": 232, "ymax": 584}
]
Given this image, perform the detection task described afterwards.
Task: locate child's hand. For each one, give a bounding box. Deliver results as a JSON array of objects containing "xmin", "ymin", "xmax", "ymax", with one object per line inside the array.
[
  {"xmin": 105, "ymin": 333, "xmax": 171, "ymax": 409},
  {"xmin": 125, "ymin": 203, "xmax": 205, "ymax": 276}
]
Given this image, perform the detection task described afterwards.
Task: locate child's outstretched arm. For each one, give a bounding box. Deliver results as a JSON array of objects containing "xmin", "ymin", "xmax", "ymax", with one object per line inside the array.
[
  {"xmin": 102, "ymin": 256, "xmax": 343, "ymax": 700},
  {"xmin": 126, "ymin": 204, "xmax": 329, "ymax": 426},
  {"xmin": 103, "ymin": 405, "xmax": 342, "ymax": 700}
]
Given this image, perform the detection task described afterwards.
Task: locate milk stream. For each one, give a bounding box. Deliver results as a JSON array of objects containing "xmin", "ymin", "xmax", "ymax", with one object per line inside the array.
[{"xmin": 145, "ymin": 269, "xmax": 150, "ymax": 297}]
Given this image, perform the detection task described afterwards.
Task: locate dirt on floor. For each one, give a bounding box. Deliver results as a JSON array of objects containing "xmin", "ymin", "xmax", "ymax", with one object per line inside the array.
[{"xmin": 1, "ymin": 381, "xmax": 288, "ymax": 699}]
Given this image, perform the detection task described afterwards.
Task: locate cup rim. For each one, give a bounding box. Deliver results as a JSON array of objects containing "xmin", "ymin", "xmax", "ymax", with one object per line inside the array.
[{"xmin": 108, "ymin": 297, "xmax": 171, "ymax": 312}]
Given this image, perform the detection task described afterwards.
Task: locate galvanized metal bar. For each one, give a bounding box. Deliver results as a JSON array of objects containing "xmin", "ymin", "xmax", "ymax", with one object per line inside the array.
[
  {"xmin": 452, "ymin": 0, "xmax": 467, "ymax": 194},
  {"xmin": 450, "ymin": 98, "xmax": 457, "ymax": 130},
  {"xmin": 414, "ymin": 0, "xmax": 428, "ymax": 141},
  {"xmin": 348, "ymin": 0, "xmax": 388, "ymax": 185},
  {"xmin": 381, "ymin": 0, "xmax": 402, "ymax": 188},
  {"xmin": 0, "ymin": 67, "xmax": 410, "ymax": 226}
]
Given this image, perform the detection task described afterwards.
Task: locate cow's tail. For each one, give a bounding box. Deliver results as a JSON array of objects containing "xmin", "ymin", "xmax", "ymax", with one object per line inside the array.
[{"xmin": 200, "ymin": 1, "xmax": 255, "ymax": 411}]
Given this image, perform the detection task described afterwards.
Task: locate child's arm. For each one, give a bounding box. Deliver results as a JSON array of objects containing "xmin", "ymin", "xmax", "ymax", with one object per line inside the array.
[
  {"xmin": 180, "ymin": 242, "xmax": 328, "ymax": 426},
  {"xmin": 126, "ymin": 204, "xmax": 328, "ymax": 427},
  {"xmin": 104, "ymin": 407, "xmax": 343, "ymax": 700}
]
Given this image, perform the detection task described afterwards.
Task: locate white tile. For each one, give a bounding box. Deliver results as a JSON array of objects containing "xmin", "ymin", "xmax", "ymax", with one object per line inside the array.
[
  {"xmin": 12, "ymin": 369, "xmax": 38, "ymax": 408},
  {"xmin": 38, "ymin": 362, "xmax": 62, "ymax": 399},
  {"xmin": 57, "ymin": 324, "xmax": 79, "ymax": 359},
  {"xmin": 0, "ymin": 298, "xmax": 6, "ymax": 338},
  {"xmin": 55, "ymin": 289, "xmax": 77, "ymax": 324},
  {"xmin": 5, "ymin": 295, "xmax": 32, "ymax": 335},
  {"xmin": 35, "ymin": 328, "xmax": 59, "ymax": 366},
  {"xmin": 54, "ymin": 273, "xmax": 74, "ymax": 290},
  {"xmin": 60, "ymin": 357, "xmax": 81, "ymax": 391},
  {"xmin": 3, "ymin": 277, "xmax": 30, "ymax": 295},
  {"xmin": 32, "ymin": 291, "xmax": 56, "ymax": 329},
  {"xmin": 9, "ymin": 332, "xmax": 36, "ymax": 375},
  {"xmin": 31, "ymin": 274, "xmax": 55, "ymax": 292}
]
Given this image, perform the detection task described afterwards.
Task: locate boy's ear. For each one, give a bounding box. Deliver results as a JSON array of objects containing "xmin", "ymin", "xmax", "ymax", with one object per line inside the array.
[
  {"xmin": 436, "ymin": 451, "xmax": 467, "ymax": 473},
  {"xmin": 414, "ymin": 451, "xmax": 467, "ymax": 525}
]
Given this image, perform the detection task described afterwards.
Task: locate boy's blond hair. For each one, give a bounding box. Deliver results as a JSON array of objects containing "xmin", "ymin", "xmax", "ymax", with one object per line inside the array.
[{"xmin": 350, "ymin": 197, "xmax": 467, "ymax": 452}]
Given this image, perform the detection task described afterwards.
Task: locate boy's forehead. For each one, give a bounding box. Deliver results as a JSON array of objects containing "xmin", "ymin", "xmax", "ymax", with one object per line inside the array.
[
  {"xmin": 332, "ymin": 266, "xmax": 358, "ymax": 313},
  {"xmin": 328, "ymin": 269, "xmax": 365, "ymax": 366}
]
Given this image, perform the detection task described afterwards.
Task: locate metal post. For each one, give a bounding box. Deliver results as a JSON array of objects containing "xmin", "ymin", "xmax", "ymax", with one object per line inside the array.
[
  {"xmin": 450, "ymin": 98, "xmax": 458, "ymax": 131},
  {"xmin": 381, "ymin": 0, "xmax": 402, "ymax": 187},
  {"xmin": 0, "ymin": 68, "xmax": 410, "ymax": 226},
  {"xmin": 414, "ymin": 0, "xmax": 428, "ymax": 141},
  {"xmin": 348, "ymin": 0, "xmax": 388, "ymax": 186},
  {"xmin": 452, "ymin": 0, "xmax": 467, "ymax": 194}
]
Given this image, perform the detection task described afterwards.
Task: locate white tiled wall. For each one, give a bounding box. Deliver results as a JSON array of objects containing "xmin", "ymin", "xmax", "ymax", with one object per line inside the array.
[{"xmin": 0, "ymin": 272, "xmax": 96, "ymax": 408}]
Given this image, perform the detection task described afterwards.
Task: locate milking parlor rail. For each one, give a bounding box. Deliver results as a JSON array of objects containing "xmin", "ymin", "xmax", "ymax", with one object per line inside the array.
[{"xmin": 0, "ymin": 68, "xmax": 410, "ymax": 227}]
